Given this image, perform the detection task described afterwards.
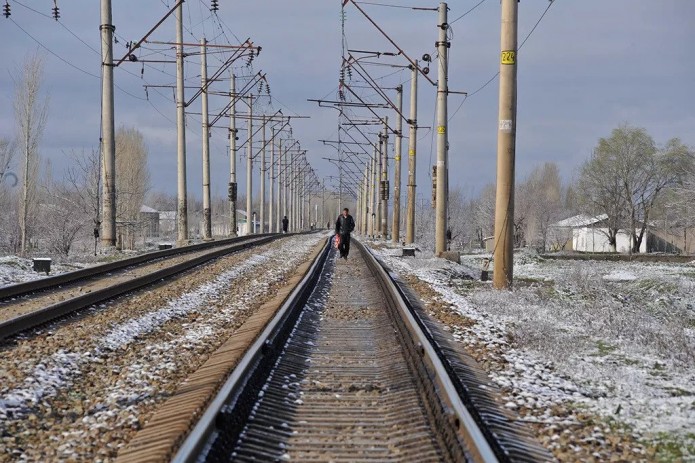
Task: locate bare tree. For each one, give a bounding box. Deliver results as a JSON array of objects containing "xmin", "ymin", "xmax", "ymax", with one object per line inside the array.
[
  {"xmin": 13, "ymin": 52, "xmax": 49, "ymax": 255},
  {"xmin": 577, "ymin": 126, "xmax": 692, "ymax": 253},
  {"xmin": 115, "ymin": 126, "xmax": 150, "ymax": 249},
  {"xmin": 40, "ymin": 168, "xmax": 90, "ymax": 256},
  {"xmin": 471, "ymin": 183, "xmax": 496, "ymax": 250},
  {"xmin": 577, "ymin": 130, "xmax": 631, "ymax": 252},
  {"xmin": 523, "ymin": 162, "xmax": 564, "ymax": 251}
]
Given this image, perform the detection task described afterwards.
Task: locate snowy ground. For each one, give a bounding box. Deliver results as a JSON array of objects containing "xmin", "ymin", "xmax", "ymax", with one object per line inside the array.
[
  {"xmin": 0, "ymin": 256, "xmax": 88, "ymax": 287},
  {"xmin": 369, "ymin": 242, "xmax": 695, "ymax": 461}
]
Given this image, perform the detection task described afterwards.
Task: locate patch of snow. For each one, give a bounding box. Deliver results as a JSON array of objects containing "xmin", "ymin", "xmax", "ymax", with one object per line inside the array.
[{"xmin": 370, "ymin": 244, "xmax": 695, "ymax": 445}]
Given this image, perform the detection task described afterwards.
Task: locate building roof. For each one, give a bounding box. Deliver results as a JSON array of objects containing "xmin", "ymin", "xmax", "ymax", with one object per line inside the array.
[
  {"xmin": 140, "ymin": 205, "xmax": 158, "ymax": 214},
  {"xmin": 554, "ymin": 214, "xmax": 608, "ymax": 228}
]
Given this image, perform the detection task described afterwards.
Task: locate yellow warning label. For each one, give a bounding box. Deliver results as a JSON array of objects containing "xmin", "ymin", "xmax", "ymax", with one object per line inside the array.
[
  {"xmin": 408, "ymin": 149, "xmax": 415, "ymax": 156},
  {"xmin": 437, "ymin": 126, "xmax": 446, "ymax": 134},
  {"xmin": 501, "ymin": 50, "xmax": 516, "ymax": 65},
  {"xmin": 394, "ymin": 156, "xmax": 400, "ymax": 161}
]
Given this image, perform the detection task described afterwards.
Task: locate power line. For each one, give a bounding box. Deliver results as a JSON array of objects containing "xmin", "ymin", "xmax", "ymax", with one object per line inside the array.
[
  {"xmin": 450, "ymin": 0, "xmax": 490, "ymax": 24},
  {"xmin": 449, "ymin": 0, "xmax": 557, "ymax": 121},
  {"xmin": 10, "ymin": 18, "xmax": 101, "ymax": 79}
]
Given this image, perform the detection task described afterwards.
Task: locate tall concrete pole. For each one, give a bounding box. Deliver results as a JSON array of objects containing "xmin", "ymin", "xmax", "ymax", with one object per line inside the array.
[
  {"xmin": 300, "ymin": 172, "xmax": 305, "ymax": 229},
  {"xmin": 356, "ymin": 182, "xmax": 362, "ymax": 233},
  {"xmin": 289, "ymin": 153, "xmax": 294, "ymax": 231},
  {"xmin": 260, "ymin": 115, "xmax": 266, "ymax": 233},
  {"xmin": 100, "ymin": 0, "xmax": 116, "ymax": 247},
  {"xmin": 375, "ymin": 142, "xmax": 382, "ymax": 237},
  {"xmin": 246, "ymin": 95, "xmax": 254, "ymax": 234},
  {"xmin": 435, "ymin": 2, "xmax": 450, "ymax": 255},
  {"xmin": 175, "ymin": 2, "xmax": 188, "ymax": 245},
  {"xmin": 392, "ymin": 88, "xmax": 403, "ymax": 244},
  {"xmin": 229, "ymin": 74, "xmax": 238, "ymax": 237},
  {"xmin": 380, "ymin": 117, "xmax": 389, "ymax": 240},
  {"xmin": 200, "ymin": 38, "xmax": 212, "ymax": 240},
  {"xmin": 370, "ymin": 148, "xmax": 377, "ymax": 238},
  {"xmin": 276, "ymin": 139, "xmax": 283, "ymax": 231},
  {"xmin": 269, "ymin": 128, "xmax": 275, "ymax": 233},
  {"xmin": 493, "ymin": 0, "xmax": 518, "ymax": 289},
  {"xmin": 321, "ymin": 178, "xmax": 326, "ymax": 228},
  {"xmin": 406, "ymin": 62, "xmax": 419, "ymax": 244},
  {"xmin": 362, "ymin": 161, "xmax": 371, "ymax": 236},
  {"xmin": 283, "ymin": 148, "xmax": 288, "ymax": 219}
]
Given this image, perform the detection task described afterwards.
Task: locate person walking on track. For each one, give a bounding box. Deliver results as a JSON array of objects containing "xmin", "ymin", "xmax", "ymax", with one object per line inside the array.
[
  {"xmin": 282, "ymin": 216, "xmax": 289, "ymax": 233},
  {"xmin": 334, "ymin": 208, "xmax": 355, "ymax": 259}
]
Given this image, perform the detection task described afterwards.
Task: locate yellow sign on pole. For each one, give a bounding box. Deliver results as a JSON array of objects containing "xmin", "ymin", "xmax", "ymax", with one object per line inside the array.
[{"xmin": 501, "ymin": 50, "xmax": 516, "ymax": 65}]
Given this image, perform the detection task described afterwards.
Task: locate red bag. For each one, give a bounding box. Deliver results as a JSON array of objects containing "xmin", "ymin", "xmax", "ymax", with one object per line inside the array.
[{"xmin": 334, "ymin": 234, "xmax": 341, "ymax": 249}]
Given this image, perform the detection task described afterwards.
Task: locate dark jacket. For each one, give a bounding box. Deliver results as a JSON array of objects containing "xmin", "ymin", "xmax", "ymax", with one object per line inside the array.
[{"xmin": 335, "ymin": 214, "xmax": 355, "ymax": 235}]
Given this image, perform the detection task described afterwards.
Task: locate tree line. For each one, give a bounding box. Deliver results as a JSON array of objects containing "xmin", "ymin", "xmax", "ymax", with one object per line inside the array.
[
  {"xmin": 416, "ymin": 125, "xmax": 694, "ymax": 254},
  {"xmin": 2, "ymin": 53, "xmax": 693, "ymax": 258}
]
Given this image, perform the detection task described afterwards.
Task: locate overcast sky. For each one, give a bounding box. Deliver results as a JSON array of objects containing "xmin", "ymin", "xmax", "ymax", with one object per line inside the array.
[{"xmin": 1, "ymin": 0, "xmax": 694, "ymax": 207}]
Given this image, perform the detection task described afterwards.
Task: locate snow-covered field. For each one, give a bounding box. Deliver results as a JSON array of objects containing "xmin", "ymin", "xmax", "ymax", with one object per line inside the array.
[
  {"xmin": 370, "ymin": 243, "xmax": 695, "ymax": 461},
  {"xmin": 0, "ymin": 256, "xmax": 87, "ymax": 287}
]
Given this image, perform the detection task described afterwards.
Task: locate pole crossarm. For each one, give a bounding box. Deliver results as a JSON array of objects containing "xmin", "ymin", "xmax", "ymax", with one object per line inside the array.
[
  {"xmin": 308, "ymin": 98, "xmax": 390, "ymax": 110},
  {"xmin": 344, "ymin": 54, "xmax": 407, "ymax": 123},
  {"xmin": 114, "ymin": 0, "xmax": 184, "ymax": 67},
  {"xmin": 209, "ymin": 72, "xmax": 266, "ymax": 127},
  {"xmin": 343, "ymin": 0, "xmax": 437, "ymax": 86},
  {"xmin": 341, "ymin": 82, "xmax": 397, "ymax": 134},
  {"xmin": 186, "ymin": 42, "xmax": 259, "ymax": 107}
]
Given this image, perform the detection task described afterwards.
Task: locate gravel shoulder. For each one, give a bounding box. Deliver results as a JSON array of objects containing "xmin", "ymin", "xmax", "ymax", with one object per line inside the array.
[
  {"xmin": 0, "ymin": 233, "xmax": 328, "ymax": 462},
  {"xmin": 368, "ymin": 241, "xmax": 695, "ymax": 462}
]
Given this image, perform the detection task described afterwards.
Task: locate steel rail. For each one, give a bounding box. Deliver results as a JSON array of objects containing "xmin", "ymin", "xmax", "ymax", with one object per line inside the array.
[
  {"xmin": 356, "ymin": 240, "xmax": 499, "ymax": 462},
  {"xmin": 172, "ymin": 237, "xmax": 502, "ymax": 462},
  {"xmin": 0, "ymin": 234, "xmax": 277, "ymax": 301},
  {"xmin": 0, "ymin": 235, "xmax": 280, "ymax": 341},
  {"xmin": 172, "ymin": 236, "xmax": 331, "ymax": 462}
]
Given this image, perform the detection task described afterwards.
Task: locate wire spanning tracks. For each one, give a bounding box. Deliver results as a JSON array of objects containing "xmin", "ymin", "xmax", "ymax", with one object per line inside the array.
[{"xmin": 0, "ymin": 235, "xmax": 278, "ymax": 341}]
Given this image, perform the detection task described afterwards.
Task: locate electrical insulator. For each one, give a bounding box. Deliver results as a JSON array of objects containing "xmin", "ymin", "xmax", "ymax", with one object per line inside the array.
[
  {"xmin": 52, "ymin": 0, "xmax": 59, "ymax": 20},
  {"xmin": 3, "ymin": 1, "xmax": 10, "ymax": 18},
  {"xmin": 210, "ymin": 0, "xmax": 219, "ymax": 12}
]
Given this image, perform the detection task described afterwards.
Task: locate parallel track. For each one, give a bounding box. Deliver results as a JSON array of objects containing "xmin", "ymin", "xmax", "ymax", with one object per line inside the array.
[
  {"xmin": 166, "ymin": 239, "xmax": 554, "ymax": 463},
  {"xmin": 0, "ymin": 234, "xmax": 281, "ymax": 341}
]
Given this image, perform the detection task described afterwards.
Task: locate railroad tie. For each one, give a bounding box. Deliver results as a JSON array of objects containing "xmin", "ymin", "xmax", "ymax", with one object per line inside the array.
[{"xmin": 114, "ymin": 241, "xmax": 326, "ymax": 463}]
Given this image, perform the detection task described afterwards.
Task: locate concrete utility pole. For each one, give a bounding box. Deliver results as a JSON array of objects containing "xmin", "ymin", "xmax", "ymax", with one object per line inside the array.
[
  {"xmin": 175, "ymin": 2, "xmax": 188, "ymax": 245},
  {"xmin": 392, "ymin": 86, "xmax": 403, "ymax": 244},
  {"xmin": 229, "ymin": 74, "xmax": 238, "ymax": 237},
  {"xmin": 493, "ymin": 0, "xmax": 518, "ymax": 289},
  {"xmin": 276, "ymin": 138, "xmax": 283, "ymax": 232},
  {"xmin": 200, "ymin": 38, "xmax": 212, "ymax": 240},
  {"xmin": 406, "ymin": 61, "xmax": 418, "ymax": 245},
  {"xmin": 100, "ymin": 0, "xmax": 116, "ymax": 247},
  {"xmin": 269, "ymin": 128, "xmax": 275, "ymax": 233},
  {"xmin": 375, "ymin": 143, "xmax": 381, "ymax": 237},
  {"xmin": 370, "ymin": 148, "xmax": 377, "ymax": 238},
  {"xmin": 260, "ymin": 115, "xmax": 266, "ymax": 233},
  {"xmin": 434, "ymin": 2, "xmax": 450, "ymax": 255},
  {"xmin": 380, "ymin": 117, "xmax": 389, "ymax": 240},
  {"xmin": 289, "ymin": 152, "xmax": 294, "ymax": 231},
  {"xmin": 283, "ymin": 148, "xmax": 288, "ymax": 222},
  {"xmin": 246, "ymin": 95, "xmax": 254, "ymax": 234},
  {"xmin": 361, "ymin": 161, "xmax": 370, "ymax": 236}
]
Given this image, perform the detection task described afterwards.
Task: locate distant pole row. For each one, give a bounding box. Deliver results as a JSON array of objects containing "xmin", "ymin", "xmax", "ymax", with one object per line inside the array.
[{"xmin": 99, "ymin": 0, "xmax": 317, "ymax": 247}]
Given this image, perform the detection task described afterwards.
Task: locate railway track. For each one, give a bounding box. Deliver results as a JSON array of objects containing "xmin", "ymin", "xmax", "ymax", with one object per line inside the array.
[
  {"xmin": 118, "ymin": 238, "xmax": 554, "ymax": 463},
  {"xmin": 0, "ymin": 234, "xmax": 280, "ymax": 341}
]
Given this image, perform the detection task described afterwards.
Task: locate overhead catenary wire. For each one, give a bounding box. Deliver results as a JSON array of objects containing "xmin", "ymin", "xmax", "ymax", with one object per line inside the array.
[{"xmin": 448, "ymin": 0, "xmax": 557, "ymax": 122}]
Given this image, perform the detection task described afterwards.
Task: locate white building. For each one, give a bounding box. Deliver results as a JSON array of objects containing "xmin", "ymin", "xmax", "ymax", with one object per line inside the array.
[{"xmin": 552, "ymin": 214, "xmax": 647, "ymax": 253}]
